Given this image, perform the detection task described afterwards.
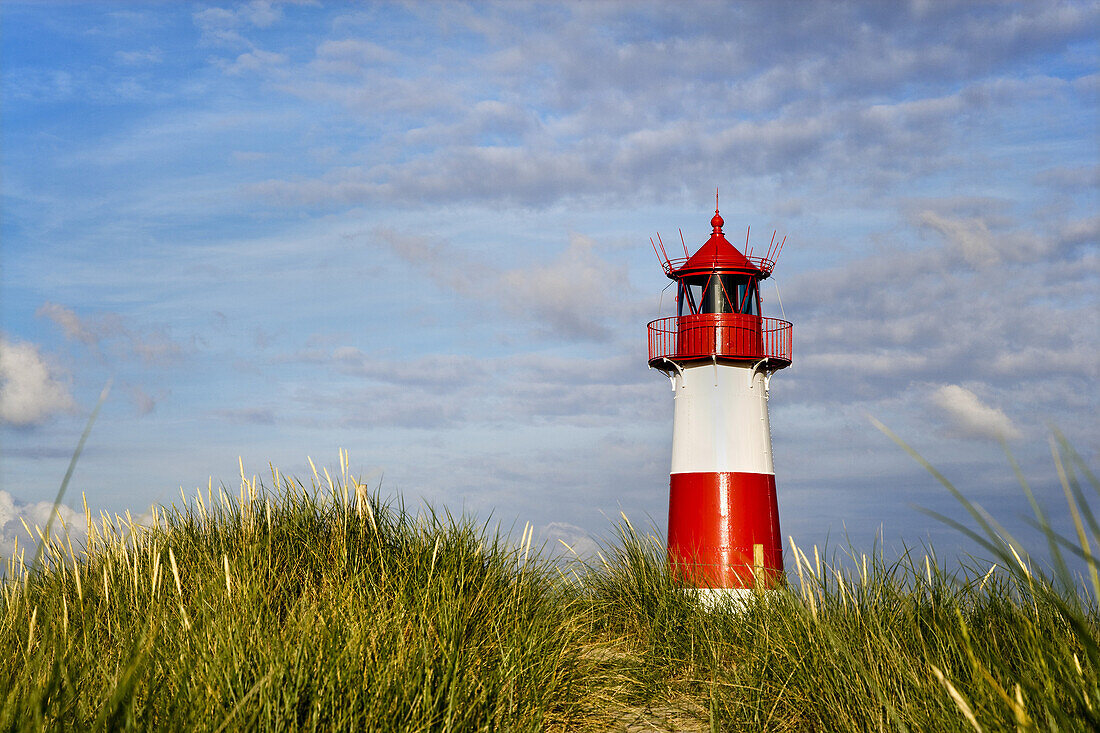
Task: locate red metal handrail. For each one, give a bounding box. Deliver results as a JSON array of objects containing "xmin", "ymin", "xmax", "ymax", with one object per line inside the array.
[
  {"xmin": 648, "ymin": 314, "xmax": 792, "ymax": 366},
  {"xmin": 658, "ymin": 254, "xmax": 775, "ymax": 277}
]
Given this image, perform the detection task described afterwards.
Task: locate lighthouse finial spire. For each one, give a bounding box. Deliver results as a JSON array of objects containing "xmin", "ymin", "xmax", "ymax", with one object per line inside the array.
[{"xmin": 711, "ymin": 186, "xmax": 724, "ymax": 233}]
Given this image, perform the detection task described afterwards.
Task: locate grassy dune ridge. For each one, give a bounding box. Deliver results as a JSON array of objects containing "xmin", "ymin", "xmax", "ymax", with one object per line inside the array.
[{"xmin": 2, "ymin": 441, "xmax": 1098, "ymax": 732}]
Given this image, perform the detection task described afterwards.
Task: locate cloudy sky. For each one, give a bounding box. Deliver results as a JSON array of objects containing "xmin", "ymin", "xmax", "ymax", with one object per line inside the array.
[{"xmin": 2, "ymin": 1, "xmax": 1097, "ymax": 565}]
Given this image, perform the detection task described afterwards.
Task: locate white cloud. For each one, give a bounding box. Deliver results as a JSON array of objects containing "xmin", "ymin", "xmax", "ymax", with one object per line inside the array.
[
  {"xmin": 233, "ymin": 1, "xmax": 1096, "ymax": 213},
  {"xmin": 192, "ymin": 1, "xmax": 288, "ymax": 52},
  {"xmin": 1036, "ymin": 165, "xmax": 1100, "ymax": 190},
  {"xmin": 0, "ymin": 490, "xmax": 111, "ymax": 571},
  {"xmin": 213, "ymin": 407, "xmax": 276, "ymax": 425},
  {"xmin": 0, "ymin": 337, "xmax": 75, "ymax": 427},
  {"xmin": 278, "ymin": 346, "xmax": 657, "ymax": 431},
  {"xmin": 193, "ymin": 7, "xmax": 246, "ymax": 47},
  {"xmin": 372, "ymin": 228, "xmax": 484, "ymax": 298},
  {"xmin": 312, "ymin": 39, "xmax": 396, "ymax": 73},
  {"xmin": 0, "ymin": 490, "xmax": 85, "ymax": 560},
  {"xmin": 376, "ymin": 229, "xmax": 640, "ymax": 342},
  {"xmin": 916, "ymin": 211, "xmax": 1051, "ymax": 267},
  {"xmin": 501, "ymin": 234, "xmax": 632, "ymax": 341},
  {"xmin": 932, "ymin": 384, "xmax": 1022, "ymax": 442},
  {"xmin": 130, "ymin": 385, "xmax": 163, "ymax": 416},
  {"xmin": 242, "ymin": 0, "xmax": 281, "ymax": 29},
  {"xmin": 36, "ymin": 302, "xmax": 102, "ymax": 344},
  {"xmin": 803, "ymin": 350, "xmax": 931, "ymax": 376},
  {"xmin": 36, "ymin": 302, "xmax": 189, "ymax": 366},
  {"xmin": 220, "ymin": 49, "xmax": 287, "ymax": 75},
  {"xmin": 114, "ymin": 47, "xmax": 163, "ymax": 66},
  {"xmin": 917, "ymin": 211, "xmax": 1001, "ymax": 267},
  {"xmin": 784, "ymin": 196, "xmax": 1097, "ymax": 423},
  {"xmin": 1059, "ymin": 215, "xmax": 1100, "ymax": 249},
  {"xmin": 231, "ymin": 150, "xmax": 271, "ymax": 163},
  {"xmin": 539, "ymin": 521, "xmax": 599, "ymax": 558}
]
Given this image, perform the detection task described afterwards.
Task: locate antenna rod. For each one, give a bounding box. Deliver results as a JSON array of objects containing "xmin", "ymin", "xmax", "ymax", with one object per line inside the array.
[
  {"xmin": 774, "ymin": 235, "xmax": 787, "ymax": 264},
  {"xmin": 655, "ymin": 232, "xmax": 667, "ymax": 259},
  {"xmin": 679, "ymin": 229, "xmax": 689, "ymax": 258},
  {"xmin": 651, "ymin": 237, "xmax": 665, "ymax": 268}
]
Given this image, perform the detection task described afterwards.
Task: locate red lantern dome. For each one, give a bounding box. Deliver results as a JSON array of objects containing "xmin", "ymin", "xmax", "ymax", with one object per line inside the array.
[{"xmin": 674, "ymin": 207, "xmax": 761, "ymax": 277}]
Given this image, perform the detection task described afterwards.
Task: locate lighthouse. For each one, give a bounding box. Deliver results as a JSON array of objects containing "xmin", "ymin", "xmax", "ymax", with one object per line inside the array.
[{"xmin": 648, "ymin": 202, "xmax": 792, "ymax": 606}]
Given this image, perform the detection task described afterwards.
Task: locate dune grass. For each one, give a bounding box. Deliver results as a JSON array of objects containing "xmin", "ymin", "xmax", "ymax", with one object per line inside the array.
[{"xmin": 2, "ymin": 438, "xmax": 1097, "ymax": 731}]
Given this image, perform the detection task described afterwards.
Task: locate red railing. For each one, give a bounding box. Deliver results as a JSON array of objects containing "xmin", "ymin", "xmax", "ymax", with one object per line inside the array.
[
  {"xmin": 658, "ymin": 254, "xmax": 775, "ymax": 277},
  {"xmin": 648, "ymin": 314, "xmax": 792, "ymax": 366}
]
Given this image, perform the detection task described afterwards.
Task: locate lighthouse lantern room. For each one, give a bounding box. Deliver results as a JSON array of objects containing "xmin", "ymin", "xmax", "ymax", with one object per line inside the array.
[{"xmin": 648, "ymin": 201, "xmax": 793, "ymax": 606}]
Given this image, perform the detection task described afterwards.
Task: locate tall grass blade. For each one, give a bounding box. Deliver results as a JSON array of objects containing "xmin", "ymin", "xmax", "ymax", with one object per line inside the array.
[
  {"xmin": 32, "ymin": 378, "xmax": 111, "ymax": 571},
  {"xmin": 1004, "ymin": 439, "xmax": 1074, "ymax": 594},
  {"xmin": 871, "ymin": 417, "xmax": 1004, "ymax": 550}
]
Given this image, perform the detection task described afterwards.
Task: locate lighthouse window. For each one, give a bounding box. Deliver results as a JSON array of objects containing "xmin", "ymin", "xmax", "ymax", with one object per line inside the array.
[
  {"xmin": 695, "ymin": 274, "xmax": 758, "ymax": 315},
  {"xmin": 701, "ymin": 276, "xmax": 727, "ymax": 314},
  {"xmin": 681, "ymin": 276, "xmax": 759, "ymax": 315},
  {"xmin": 735, "ymin": 280, "xmax": 760, "ymax": 315},
  {"xmin": 679, "ymin": 282, "xmax": 700, "ymax": 316}
]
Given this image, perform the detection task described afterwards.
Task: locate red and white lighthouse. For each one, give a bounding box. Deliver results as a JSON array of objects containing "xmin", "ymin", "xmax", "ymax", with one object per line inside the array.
[{"xmin": 648, "ymin": 202, "xmax": 792, "ymax": 606}]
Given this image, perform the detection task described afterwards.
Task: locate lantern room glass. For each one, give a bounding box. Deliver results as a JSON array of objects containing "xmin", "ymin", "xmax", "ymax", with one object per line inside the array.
[{"xmin": 679, "ymin": 274, "xmax": 758, "ymax": 316}]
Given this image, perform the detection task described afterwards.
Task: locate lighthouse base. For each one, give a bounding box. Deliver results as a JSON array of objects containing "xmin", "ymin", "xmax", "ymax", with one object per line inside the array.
[
  {"xmin": 668, "ymin": 471, "xmax": 783, "ymax": 589},
  {"xmin": 686, "ymin": 587, "xmax": 783, "ymax": 612},
  {"xmin": 689, "ymin": 587, "xmax": 755, "ymax": 612}
]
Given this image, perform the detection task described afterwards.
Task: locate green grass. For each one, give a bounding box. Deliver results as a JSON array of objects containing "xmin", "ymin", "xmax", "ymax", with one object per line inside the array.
[{"xmin": 2, "ymin": 438, "xmax": 1098, "ymax": 732}]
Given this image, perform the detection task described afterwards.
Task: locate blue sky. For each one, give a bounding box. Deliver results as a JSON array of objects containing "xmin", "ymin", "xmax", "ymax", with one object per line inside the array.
[{"xmin": 2, "ymin": 1, "xmax": 1097, "ymax": 564}]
